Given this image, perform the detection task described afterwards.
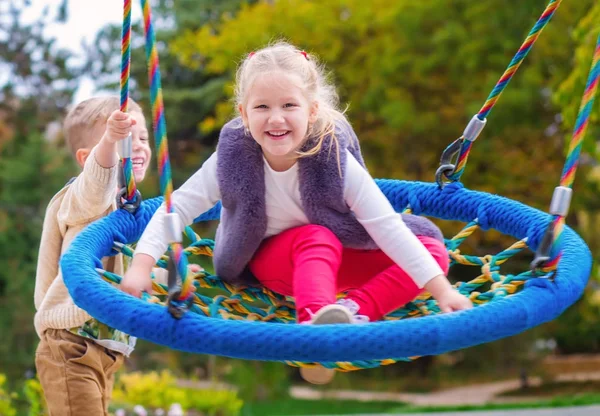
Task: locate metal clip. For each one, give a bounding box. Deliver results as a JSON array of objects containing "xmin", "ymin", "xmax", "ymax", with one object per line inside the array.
[
  {"xmin": 435, "ymin": 138, "xmax": 463, "ymax": 188},
  {"xmin": 166, "ymin": 251, "xmax": 189, "ymax": 319},
  {"xmin": 118, "ymin": 160, "xmax": 126, "ymax": 189},
  {"xmin": 530, "ymin": 223, "xmax": 554, "ymax": 277}
]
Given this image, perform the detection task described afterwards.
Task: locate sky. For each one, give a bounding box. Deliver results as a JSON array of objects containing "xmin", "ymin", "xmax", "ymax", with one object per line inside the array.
[{"xmin": 25, "ymin": 0, "xmax": 140, "ymax": 102}]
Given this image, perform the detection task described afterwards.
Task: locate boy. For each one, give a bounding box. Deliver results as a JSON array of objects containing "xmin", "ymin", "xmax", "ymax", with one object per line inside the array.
[{"xmin": 34, "ymin": 96, "xmax": 152, "ymax": 416}]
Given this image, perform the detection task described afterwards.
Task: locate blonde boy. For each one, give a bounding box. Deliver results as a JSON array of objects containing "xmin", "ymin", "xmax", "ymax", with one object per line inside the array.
[{"xmin": 34, "ymin": 96, "xmax": 152, "ymax": 416}]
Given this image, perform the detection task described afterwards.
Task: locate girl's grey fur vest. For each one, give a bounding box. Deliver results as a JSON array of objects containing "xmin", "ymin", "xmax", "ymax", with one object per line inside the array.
[{"xmin": 213, "ymin": 117, "xmax": 443, "ymax": 285}]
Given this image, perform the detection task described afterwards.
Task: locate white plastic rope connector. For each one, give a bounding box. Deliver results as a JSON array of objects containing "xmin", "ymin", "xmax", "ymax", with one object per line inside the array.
[
  {"xmin": 164, "ymin": 212, "xmax": 182, "ymax": 243},
  {"xmin": 463, "ymin": 115, "xmax": 487, "ymax": 142},
  {"xmin": 118, "ymin": 132, "xmax": 132, "ymax": 158},
  {"xmin": 549, "ymin": 186, "xmax": 572, "ymax": 217}
]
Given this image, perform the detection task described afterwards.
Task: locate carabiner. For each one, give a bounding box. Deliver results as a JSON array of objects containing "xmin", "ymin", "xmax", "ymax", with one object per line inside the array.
[
  {"xmin": 435, "ymin": 137, "xmax": 463, "ymax": 188},
  {"xmin": 166, "ymin": 251, "xmax": 189, "ymax": 319},
  {"xmin": 530, "ymin": 223, "xmax": 555, "ymax": 279}
]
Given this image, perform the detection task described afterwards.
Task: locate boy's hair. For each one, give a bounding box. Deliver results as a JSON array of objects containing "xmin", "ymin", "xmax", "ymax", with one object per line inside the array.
[
  {"xmin": 235, "ymin": 41, "xmax": 348, "ymax": 165},
  {"xmin": 63, "ymin": 96, "xmax": 142, "ymax": 157}
]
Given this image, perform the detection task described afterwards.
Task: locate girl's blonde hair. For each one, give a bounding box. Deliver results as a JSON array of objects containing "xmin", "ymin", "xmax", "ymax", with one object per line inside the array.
[{"xmin": 234, "ymin": 41, "xmax": 348, "ymax": 163}]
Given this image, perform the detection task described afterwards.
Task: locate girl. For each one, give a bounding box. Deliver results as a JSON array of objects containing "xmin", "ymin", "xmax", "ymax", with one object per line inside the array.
[{"xmin": 121, "ymin": 41, "xmax": 472, "ymax": 384}]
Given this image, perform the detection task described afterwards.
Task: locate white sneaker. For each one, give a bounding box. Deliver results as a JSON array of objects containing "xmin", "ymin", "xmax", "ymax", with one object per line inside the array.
[
  {"xmin": 300, "ymin": 304, "xmax": 353, "ymax": 385},
  {"xmin": 336, "ymin": 298, "xmax": 370, "ymax": 323}
]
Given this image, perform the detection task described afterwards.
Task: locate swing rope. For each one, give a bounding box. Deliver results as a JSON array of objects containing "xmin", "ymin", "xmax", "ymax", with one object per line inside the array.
[
  {"xmin": 140, "ymin": 0, "xmax": 193, "ymax": 313},
  {"xmin": 533, "ymin": 32, "xmax": 600, "ymax": 273},
  {"xmin": 438, "ymin": 0, "xmax": 562, "ymax": 185},
  {"xmin": 117, "ymin": 0, "xmax": 140, "ymax": 210}
]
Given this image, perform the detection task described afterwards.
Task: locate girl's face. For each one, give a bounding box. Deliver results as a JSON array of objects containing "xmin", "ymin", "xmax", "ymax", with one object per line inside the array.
[{"xmin": 239, "ymin": 71, "xmax": 318, "ymax": 171}]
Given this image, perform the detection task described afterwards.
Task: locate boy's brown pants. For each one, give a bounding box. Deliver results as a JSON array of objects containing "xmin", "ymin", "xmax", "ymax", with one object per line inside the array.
[{"xmin": 35, "ymin": 329, "xmax": 124, "ymax": 416}]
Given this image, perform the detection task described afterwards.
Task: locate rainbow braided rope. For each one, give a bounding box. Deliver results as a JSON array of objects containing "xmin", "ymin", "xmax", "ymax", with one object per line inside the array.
[
  {"xmin": 120, "ymin": 0, "xmax": 131, "ymax": 112},
  {"xmin": 120, "ymin": 0, "xmax": 137, "ymax": 202},
  {"xmin": 448, "ymin": 0, "xmax": 562, "ymax": 182},
  {"xmin": 543, "ymin": 33, "xmax": 600, "ymax": 272},
  {"xmin": 140, "ymin": 0, "xmax": 193, "ymax": 302}
]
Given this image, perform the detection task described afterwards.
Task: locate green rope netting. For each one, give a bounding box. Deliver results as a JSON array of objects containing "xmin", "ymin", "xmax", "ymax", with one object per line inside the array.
[{"xmin": 95, "ymin": 212, "xmax": 538, "ymax": 372}]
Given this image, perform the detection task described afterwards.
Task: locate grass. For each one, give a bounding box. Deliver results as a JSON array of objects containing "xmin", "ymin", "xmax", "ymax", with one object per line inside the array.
[
  {"xmin": 241, "ymin": 398, "xmax": 406, "ymax": 416},
  {"xmin": 241, "ymin": 395, "xmax": 600, "ymax": 415},
  {"xmin": 395, "ymin": 394, "xmax": 600, "ymax": 413},
  {"xmin": 239, "ymin": 380, "xmax": 600, "ymax": 415}
]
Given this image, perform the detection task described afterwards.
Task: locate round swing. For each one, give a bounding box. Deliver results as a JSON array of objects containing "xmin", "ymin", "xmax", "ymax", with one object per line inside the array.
[{"xmin": 62, "ymin": 0, "xmax": 593, "ymax": 372}]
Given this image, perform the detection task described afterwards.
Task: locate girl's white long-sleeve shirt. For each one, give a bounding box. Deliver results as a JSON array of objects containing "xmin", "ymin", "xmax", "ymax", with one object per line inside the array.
[{"xmin": 135, "ymin": 150, "xmax": 444, "ymax": 288}]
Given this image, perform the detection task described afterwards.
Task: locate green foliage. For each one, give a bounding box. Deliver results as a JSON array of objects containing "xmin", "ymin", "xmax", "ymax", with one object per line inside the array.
[
  {"xmin": 0, "ymin": 0, "xmax": 77, "ymax": 130},
  {"xmin": 553, "ymin": 1, "xmax": 600, "ymax": 158},
  {"xmin": 0, "ymin": 374, "xmax": 17, "ymax": 416},
  {"xmin": 0, "ymin": 375, "xmax": 46, "ymax": 416},
  {"xmin": 226, "ymin": 360, "xmax": 290, "ymax": 401},
  {"xmin": 0, "ymin": 1, "xmax": 80, "ymax": 380},
  {"xmin": 0, "ymin": 131, "xmax": 76, "ymax": 379},
  {"xmin": 171, "ymin": 0, "xmax": 589, "ymax": 208},
  {"xmin": 22, "ymin": 378, "xmax": 47, "ymax": 416},
  {"xmin": 545, "ymin": 288, "xmax": 600, "ymax": 353},
  {"xmin": 112, "ymin": 370, "xmax": 243, "ymax": 415},
  {"xmin": 549, "ymin": 2, "xmax": 600, "ymax": 354}
]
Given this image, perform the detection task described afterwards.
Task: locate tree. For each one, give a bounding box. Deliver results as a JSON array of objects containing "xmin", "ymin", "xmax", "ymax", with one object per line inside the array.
[
  {"xmin": 0, "ymin": 0, "xmax": 80, "ymax": 380},
  {"xmin": 82, "ymin": 0, "xmax": 258, "ymax": 184},
  {"xmin": 546, "ymin": 1, "xmax": 600, "ymax": 355},
  {"xmin": 172, "ymin": 0, "xmax": 592, "ymax": 208},
  {"xmin": 0, "ymin": 0, "xmax": 75, "ymax": 132}
]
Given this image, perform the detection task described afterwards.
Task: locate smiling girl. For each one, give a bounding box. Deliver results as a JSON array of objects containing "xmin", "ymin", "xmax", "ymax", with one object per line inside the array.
[{"xmin": 121, "ymin": 41, "xmax": 471, "ymax": 384}]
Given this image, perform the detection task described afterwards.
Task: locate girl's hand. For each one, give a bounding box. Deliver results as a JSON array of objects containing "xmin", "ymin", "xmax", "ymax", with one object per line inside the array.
[
  {"xmin": 424, "ymin": 274, "xmax": 473, "ymax": 313},
  {"xmin": 120, "ymin": 254, "xmax": 155, "ymax": 298},
  {"xmin": 435, "ymin": 290, "xmax": 473, "ymax": 313}
]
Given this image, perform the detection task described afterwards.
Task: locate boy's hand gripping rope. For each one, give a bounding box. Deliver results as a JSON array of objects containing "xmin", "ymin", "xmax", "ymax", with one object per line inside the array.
[
  {"xmin": 117, "ymin": 0, "xmax": 142, "ymax": 213},
  {"xmin": 531, "ymin": 33, "xmax": 600, "ymax": 275},
  {"xmin": 140, "ymin": 0, "xmax": 194, "ymax": 316},
  {"xmin": 436, "ymin": 0, "xmax": 562, "ymax": 188}
]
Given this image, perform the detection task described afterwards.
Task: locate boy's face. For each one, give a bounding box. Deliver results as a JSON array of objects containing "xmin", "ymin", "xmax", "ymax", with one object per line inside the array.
[{"xmin": 129, "ymin": 111, "xmax": 152, "ymax": 183}]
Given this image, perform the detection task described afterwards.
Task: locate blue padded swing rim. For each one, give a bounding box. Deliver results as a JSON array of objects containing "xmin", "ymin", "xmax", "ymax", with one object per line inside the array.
[{"xmin": 61, "ymin": 180, "xmax": 591, "ymax": 362}]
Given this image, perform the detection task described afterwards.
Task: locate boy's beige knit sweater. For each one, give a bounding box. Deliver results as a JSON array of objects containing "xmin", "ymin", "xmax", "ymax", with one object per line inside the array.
[{"xmin": 34, "ymin": 147, "xmax": 124, "ymax": 338}]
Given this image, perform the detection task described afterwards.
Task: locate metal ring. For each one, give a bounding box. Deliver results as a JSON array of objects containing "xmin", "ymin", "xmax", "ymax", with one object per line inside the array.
[
  {"xmin": 435, "ymin": 164, "xmax": 456, "ymax": 189},
  {"xmin": 116, "ymin": 188, "xmax": 142, "ymax": 214},
  {"xmin": 167, "ymin": 290, "xmax": 188, "ymax": 319}
]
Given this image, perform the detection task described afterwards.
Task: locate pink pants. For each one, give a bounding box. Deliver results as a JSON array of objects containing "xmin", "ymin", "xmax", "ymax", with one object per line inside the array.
[{"xmin": 249, "ymin": 225, "xmax": 449, "ymax": 322}]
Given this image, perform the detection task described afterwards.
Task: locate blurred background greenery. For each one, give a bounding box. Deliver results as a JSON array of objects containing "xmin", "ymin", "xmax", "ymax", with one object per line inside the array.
[{"xmin": 1, "ymin": 0, "xmax": 600, "ymax": 415}]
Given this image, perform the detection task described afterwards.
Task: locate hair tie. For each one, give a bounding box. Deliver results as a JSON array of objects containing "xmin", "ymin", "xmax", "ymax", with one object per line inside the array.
[{"xmin": 300, "ymin": 51, "xmax": 309, "ymax": 60}]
